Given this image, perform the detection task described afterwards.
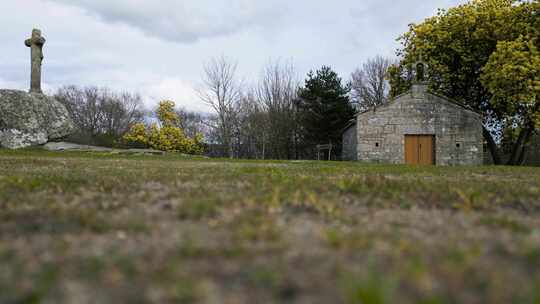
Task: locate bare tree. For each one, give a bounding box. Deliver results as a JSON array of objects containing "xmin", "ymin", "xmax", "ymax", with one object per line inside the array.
[
  {"xmin": 256, "ymin": 60, "xmax": 300, "ymax": 159},
  {"xmin": 55, "ymin": 86, "xmax": 145, "ymax": 146},
  {"xmin": 100, "ymin": 90, "xmax": 145, "ymax": 137},
  {"xmin": 235, "ymin": 91, "xmax": 268, "ymax": 159},
  {"xmin": 351, "ymin": 56, "xmax": 393, "ymax": 111},
  {"xmin": 198, "ymin": 56, "xmax": 242, "ymax": 158},
  {"xmin": 56, "ymin": 86, "xmax": 101, "ymax": 135},
  {"xmin": 176, "ymin": 107, "xmax": 213, "ymax": 139}
]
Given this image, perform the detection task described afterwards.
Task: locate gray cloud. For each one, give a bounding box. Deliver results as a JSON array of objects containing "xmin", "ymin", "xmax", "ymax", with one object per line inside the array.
[
  {"xmin": 47, "ymin": 0, "xmax": 289, "ymax": 43},
  {"xmin": 1, "ymin": 0, "xmax": 466, "ymax": 112}
]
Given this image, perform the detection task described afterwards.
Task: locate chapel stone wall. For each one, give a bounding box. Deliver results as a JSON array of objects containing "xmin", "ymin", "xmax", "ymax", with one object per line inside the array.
[{"xmin": 357, "ymin": 86, "xmax": 484, "ymax": 166}]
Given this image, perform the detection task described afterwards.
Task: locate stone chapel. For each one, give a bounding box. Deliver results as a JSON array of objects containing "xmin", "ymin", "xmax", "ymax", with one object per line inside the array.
[{"xmin": 342, "ymin": 60, "xmax": 484, "ymax": 166}]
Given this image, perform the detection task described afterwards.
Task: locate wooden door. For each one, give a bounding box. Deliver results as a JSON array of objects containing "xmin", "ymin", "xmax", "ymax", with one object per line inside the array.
[{"xmin": 405, "ymin": 135, "xmax": 435, "ymax": 165}]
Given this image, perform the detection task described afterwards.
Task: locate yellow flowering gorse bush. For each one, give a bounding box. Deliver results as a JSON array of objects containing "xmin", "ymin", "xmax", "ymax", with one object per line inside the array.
[{"xmin": 123, "ymin": 100, "xmax": 205, "ymax": 154}]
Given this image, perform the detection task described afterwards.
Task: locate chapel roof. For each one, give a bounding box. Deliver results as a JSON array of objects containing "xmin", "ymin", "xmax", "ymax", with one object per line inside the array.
[{"xmin": 354, "ymin": 84, "xmax": 482, "ymax": 118}]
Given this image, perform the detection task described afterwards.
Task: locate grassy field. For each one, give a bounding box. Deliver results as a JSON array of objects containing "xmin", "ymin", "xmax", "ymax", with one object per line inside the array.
[{"xmin": 0, "ymin": 149, "xmax": 539, "ymax": 304}]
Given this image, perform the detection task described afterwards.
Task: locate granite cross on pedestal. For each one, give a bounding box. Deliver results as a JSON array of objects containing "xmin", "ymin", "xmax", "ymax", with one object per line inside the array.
[{"xmin": 25, "ymin": 29, "xmax": 46, "ymax": 94}]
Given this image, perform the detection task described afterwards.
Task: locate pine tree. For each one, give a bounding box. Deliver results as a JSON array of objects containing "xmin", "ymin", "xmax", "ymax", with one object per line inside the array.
[{"xmin": 297, "ymin": 66, "xmax": 355, "ymax": 159}]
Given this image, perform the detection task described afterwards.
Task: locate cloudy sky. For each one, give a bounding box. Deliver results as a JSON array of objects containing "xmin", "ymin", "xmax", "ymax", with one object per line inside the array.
[{"xmin": 0, "ymin": 0, "xmax": 465, "ymax": 112}]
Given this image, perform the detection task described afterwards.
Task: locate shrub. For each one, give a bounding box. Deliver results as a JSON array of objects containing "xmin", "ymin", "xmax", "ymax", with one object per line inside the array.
[
  {"xmin": 123, "ymin": 123, "xmax": 148, "ymax": 147},
  {"xmin": 123, "ymin": 101, "xmax": 205, "ymax": 154}
]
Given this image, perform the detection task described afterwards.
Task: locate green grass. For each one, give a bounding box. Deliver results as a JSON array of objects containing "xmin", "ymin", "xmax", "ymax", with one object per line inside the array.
[{"xmin": 0, "ymin": 149, "xmax": 540, "ymax": 303}]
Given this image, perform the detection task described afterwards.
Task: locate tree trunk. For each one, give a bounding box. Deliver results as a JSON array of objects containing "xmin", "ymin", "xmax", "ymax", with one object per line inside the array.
[
  {"xmin": 507, "ymin": 126, "xmax": 533, "ymax": 166},
  {"xmin": 517, "ymin": 145, "xmax": 527, "ymax": 165},
  {"xmin": 483, "ymin": 126, "xmax": 501, "ymax": 165},
  {"xmin": 229, "ymin": 140, "xmax": 234, "ymax": 159},
  {"xmin": 262, "ymin": 134, "xmax": 266, "ymax": 160}
]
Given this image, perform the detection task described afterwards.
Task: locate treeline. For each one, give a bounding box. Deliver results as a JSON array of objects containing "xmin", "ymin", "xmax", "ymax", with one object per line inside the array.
[
  {"xmin": 54, "ymin": 0, "xmax": 539, "ymax": 165},
  {"xmin": 198, "ymin": 57, "xmax": 392, "ymax": 159},
  {"xmin": 56, "ymin": 56, "xmax": 392, "ymax": 159},
  {"xmin": 55, "ymin": 86, "xmax": 145, "ymax": 147}
]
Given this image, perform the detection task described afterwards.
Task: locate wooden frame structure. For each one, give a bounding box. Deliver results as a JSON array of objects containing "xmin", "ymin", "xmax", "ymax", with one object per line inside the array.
[{"xmin": 316, "ymin": 144, "xmax": 333, "ymax": 161}]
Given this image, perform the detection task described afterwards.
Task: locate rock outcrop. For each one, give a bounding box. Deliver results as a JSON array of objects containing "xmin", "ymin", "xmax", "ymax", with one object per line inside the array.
[
  {"xmin": 0, "ymin": 89, "xmax": 74, "ymax": 149},
  {"xmin": 42, "ymin": 142, "xmax": 168, "ymax": 155}
]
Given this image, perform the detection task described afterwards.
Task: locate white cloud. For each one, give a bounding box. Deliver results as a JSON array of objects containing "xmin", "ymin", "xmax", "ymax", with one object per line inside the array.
[
  {"xmin": 142, "ymin": 77, "xmax": 208, "ymax": 112},
  {"xmin": 0, "ymin": 78, "xmax": 26, "ymax": 91}
]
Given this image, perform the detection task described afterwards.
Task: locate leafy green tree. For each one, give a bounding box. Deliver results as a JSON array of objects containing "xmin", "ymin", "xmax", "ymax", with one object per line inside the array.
[
  {"xmin": 297, "ymin": 66, "xmax": 355, "ymax": 159},
  {"xmin": 481, "ymin": 36, "xmax": 540, "ymax": 164},
  {"xmin": 388, "ymin": 0, "xmax": 539, "ymax": 165}
]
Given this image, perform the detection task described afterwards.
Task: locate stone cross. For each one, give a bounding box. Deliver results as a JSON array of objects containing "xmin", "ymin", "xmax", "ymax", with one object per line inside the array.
[
  {"xmin": 413, "ymin": 52, "xmax": 429, "ymax": 84},
  {"xmin": 416, "ymin": 62, "xmax": 426, "ymax": 82},
  {"xmin": 25, "ymin": 29, "xmax": 46, "ymax": 94}
]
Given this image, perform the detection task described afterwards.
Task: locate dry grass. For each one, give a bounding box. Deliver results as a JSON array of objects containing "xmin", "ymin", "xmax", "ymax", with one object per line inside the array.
[{"xmin": 0, "ymin": 149, "xmax": 539, "ymax": 303}]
